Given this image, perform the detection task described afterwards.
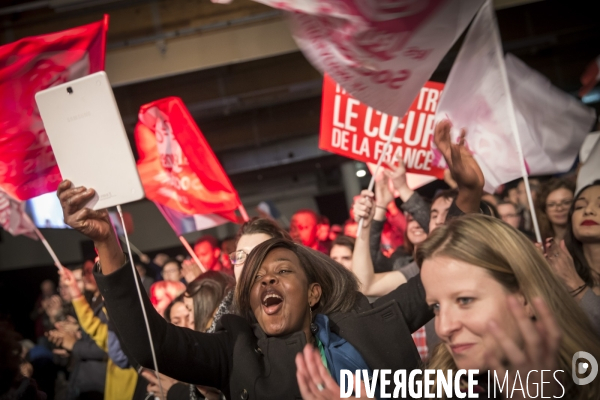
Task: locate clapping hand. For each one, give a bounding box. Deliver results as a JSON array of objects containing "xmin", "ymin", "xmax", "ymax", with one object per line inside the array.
[
  {"xmin": 434, "ymin": 120, "xmax": 484, "ymax": 192},
  {"xmin": 485, "ymin": 297, "xmax": 563, "ymax": 400}
]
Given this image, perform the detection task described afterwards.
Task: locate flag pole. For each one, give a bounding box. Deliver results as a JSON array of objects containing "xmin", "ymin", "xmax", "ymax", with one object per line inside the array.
[
  {"xmin": 356, "ymin": 117, "xmax": 401, "ymax": 238},
  {"xmin": 489, "ymin": 0, "xmax": 542, "ymax": 243},
  {"xmin": 238, "ymin": 204, "xmax": 250, "ymax": 222},
  {"xmin": 179, "ymin": 235, "xmax": 206, "ymax": 273},
  {"xmin": 21, "ymin": 213, "xmax": 63, "ymax": 270},
  {"xmin": 32, "ymin": 225, "xmax": 63, "ymax": 270}
]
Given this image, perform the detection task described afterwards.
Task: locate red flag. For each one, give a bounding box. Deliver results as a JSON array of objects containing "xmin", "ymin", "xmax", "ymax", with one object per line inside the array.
[
  {"xmin": 0, "ymin": 188, "xmax": 37, "ymax": 239},
  {"xmin": 0, "ymin": 16, "xmax": 109, "ymax": 200},
  {"xmin": 135, "ymin": 97, "xmax": 241, "ymax": 222},
  {"xmin": 320, "ymin": 74, "xmax": 445, "ymax": 179}
]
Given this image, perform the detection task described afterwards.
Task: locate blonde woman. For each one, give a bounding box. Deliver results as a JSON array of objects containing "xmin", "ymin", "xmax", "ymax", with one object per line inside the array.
[
  {"xmin": 419, "ymin": 214, "xmax": 600, "ymax": 399},
  {"xmin": 295, "ymin": 214, "xmax": 600, "ymax": 400}
]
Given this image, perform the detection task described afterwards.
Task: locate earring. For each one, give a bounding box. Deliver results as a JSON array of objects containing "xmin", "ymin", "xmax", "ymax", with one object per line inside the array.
[{"xmin": 309, "ymin": 302, "xmax": 318, "ymax": 334}]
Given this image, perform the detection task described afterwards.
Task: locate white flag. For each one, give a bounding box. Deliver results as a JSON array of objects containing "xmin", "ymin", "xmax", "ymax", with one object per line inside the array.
[
  {"xmin": 255, "ymin": 0, "xmax": 483, "ymax": 117},
  {"xmin": 435, "ymin": 0, "xmax": 521, "ymax": 192},
  {"xmin": 507, "ymin": 54, "xmax": 596, "ymax": 176},
  {"xmin": 0, "ymin": 188, "xmax": 38, "ymax": 239}
]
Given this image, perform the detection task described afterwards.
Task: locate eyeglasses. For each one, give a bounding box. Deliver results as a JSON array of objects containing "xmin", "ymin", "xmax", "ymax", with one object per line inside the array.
[
  {"xmin": 229, "ymin": 250, "xmax": 248, "ymax": 266},
  {"xmin": 546, "ymin": 199, "xmax": 573, "ymax": 210}
]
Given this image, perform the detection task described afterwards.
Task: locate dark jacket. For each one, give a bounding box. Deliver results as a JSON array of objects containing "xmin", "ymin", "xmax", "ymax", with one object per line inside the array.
[
  {"xmin": 66, "ymin": 299, "xmax": 107, "ymax": 399},
  {"xmin": 94, "ymin": 262, "xmax": 433, "ymax": 400},
  {"xmin": 369, "ymin": 219, "xmax": 413, "ymax": 273}
]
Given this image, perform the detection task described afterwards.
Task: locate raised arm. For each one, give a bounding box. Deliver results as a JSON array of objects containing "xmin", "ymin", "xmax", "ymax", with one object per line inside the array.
[
  {"xmin": 57, "ymin": 180, "xmax": 231, "ymax": 389},
  {"xmin": 386, "ymin": 160, "xmax": 430, "ymax": 233},
  {"xmin": 352, "ymin": 189, "xmax": 407, "ymax": 297},
  {"xmin": 434, "ymin": 120, "xmax": 485, "ymax": 214}
]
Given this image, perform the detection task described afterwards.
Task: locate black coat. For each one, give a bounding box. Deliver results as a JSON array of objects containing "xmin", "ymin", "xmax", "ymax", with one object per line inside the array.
[{"xmin": 95, "ymin": 262, "xmax": 433, "ymax": 400}]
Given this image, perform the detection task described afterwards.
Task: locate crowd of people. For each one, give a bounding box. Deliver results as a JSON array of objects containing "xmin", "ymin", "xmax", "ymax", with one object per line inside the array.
[{"xmin": 2, "ymin": 120, "xmax": 600, "ymax": 400}]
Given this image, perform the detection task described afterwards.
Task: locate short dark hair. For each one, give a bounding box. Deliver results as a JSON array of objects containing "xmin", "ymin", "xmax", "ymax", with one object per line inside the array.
[
  {"xmin": 195, "ymin": 235, "xmax": 219, "ymax": 249},
  {"xmin": 497, "ymin": 200, "xmax": 518, "ymax": 211},
  {"xmin": 330, "ymin": 235, "xmax": 355, "ymax": 253},
  {"xmin": 432, "ymin": 189, "xmax": 458, "ymax": 205},
  {"xmin": 235, "ymin": 217, "xmax": 291, "ymax": 246},
  {"xmin": 235, "ymin": 238, "xmax": 359, "ymax": 322},
  {"xmin": 163, "ymin": 259, "xmax": 182, "ymax": 271}
]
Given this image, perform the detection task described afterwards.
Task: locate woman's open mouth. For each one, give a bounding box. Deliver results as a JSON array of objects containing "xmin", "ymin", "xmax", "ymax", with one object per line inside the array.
[{"xmin": 261, "ymin": 289, "xmax": 284, "ymax": 315}]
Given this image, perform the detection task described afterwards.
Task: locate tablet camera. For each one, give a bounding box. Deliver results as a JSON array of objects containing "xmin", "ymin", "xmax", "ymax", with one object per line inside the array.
[{"xmin": 67, "ymin": 87, "xmax": 73, "ymax": 94}]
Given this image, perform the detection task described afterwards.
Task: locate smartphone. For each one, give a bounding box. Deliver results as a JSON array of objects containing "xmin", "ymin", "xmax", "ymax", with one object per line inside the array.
[{"xmin": 35, "ymin": 72, "xmax": 145, "ymax": 210}]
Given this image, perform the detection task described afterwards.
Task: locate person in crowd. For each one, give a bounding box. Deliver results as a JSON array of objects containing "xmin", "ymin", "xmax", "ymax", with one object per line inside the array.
[
  {"xmin": 219, "ymin": 236, "xmax": 236, "ymax": 271},
  {"xmin": 316, "ymin": 215, "xmax": 332, "ymax": 253},
  {"xmin": 161, "ymin": 259, "xmax": 183, "ymax": 282},
  {"xmin": 497, "ymin": 200, "xmax": 521, "ymax": 229},
  {"xmin": 47, "ymin": 264, "xmax": 107, "ymax": 400},
  {"xmin": 0, "ymin": 322, "xmax": 46, "ymax": 400},
  {"xmin": 184, "ymin": 271, "xmax": 235, "ymax": 333},
  {"xmin": 193, "ymin": 235, "xmax": 224, "ymax": 272},
  {"xmin": 57, "ymin": 179, "xmax": 434, "ymax": 399},
  {"xmin": 368, "ymin": 163, "xmax": 426, "ymax": 273},
  {"xmin": 164, "ymin": 295, "xmax": 192, "ymax": 329},
  {"xmin": 547, "ymin": 180, "xmax": 600, "ymax": 335},
  {"xmin": 134, "ymin": 256, "xmax": 154, "ymax": 295},
  {"xmin": 31, "ymin": 280, "xmax": 57, "ymax": 341},
  {"xmin": 516, "ymin": 177, "xmax": 540, "ymax": 233},
  {"xmin": 536, "ymin": 178, "xmax": 575, "ymax": 242},
  {"xmin": 420, "ymin": 214, "xmax": 600, "ymax": 399},
  {"xmin": 351, "ymin": 120, "xmax": 486, "ymax": 361},
  {"xmin": 56, "ymin": 266, "xmax": 140, "ymax": 400},
  {"xmin": 289, "ymin": 209, "xmax": 328, "ymax": 253},
  {"xmin": 329, "ymin": 235, "xmax": 355, "ymax": 270},
  {"xmin": 497, "ymin": 200, "xmax": 536, "ymax": 241},
  {"xmin": 149, "ymin": 280, "xmax": 186, "ymax": 317},
  {"xmin": 297, "ymin": 215, "xmax": 600, "ymax": 399},
  {"xmin": 501, "ymin": 181, "xmax": 520, "ymax": 205}
]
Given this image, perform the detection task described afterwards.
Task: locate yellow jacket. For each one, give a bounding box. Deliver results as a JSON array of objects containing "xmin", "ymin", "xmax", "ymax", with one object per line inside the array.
[{"xmin": 72, "ymin": 296, "xmax": 138, "ymax": 400}]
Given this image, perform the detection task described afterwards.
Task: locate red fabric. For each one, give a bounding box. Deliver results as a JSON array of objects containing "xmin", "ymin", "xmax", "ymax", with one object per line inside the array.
[
  {"xmin": 411, "ymin": 326, "xmax": 428, "ymax": 362},
  {"xmin": 135, "ymin": 97, "xmax": 241, "ymax": 220},
  {"xmin": 0, "ymin": 16, "xmax": 109, "ymax": 200}
]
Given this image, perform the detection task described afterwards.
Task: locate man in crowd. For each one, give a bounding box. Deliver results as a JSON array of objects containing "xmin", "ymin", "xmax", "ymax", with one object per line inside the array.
[
  {"xmin": 289, "ymin": 209, "xmax": 329, "ymax": 253},
  {"xmin": 497, "ymin": 200, "xmax": 521, "ymax": 229},
  {"xmin": 219, "ymin": 236, "xmax": 236, "ymax": 272},
  {"xmin": 193, "ymin": 235, "xmax": 223, "ymax": 271}
]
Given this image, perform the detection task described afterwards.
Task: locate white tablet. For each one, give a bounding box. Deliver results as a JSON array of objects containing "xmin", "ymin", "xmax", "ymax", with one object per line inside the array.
[{"xmin": 35, "ymin": 71, "xmax": 145, "ymax": 210}]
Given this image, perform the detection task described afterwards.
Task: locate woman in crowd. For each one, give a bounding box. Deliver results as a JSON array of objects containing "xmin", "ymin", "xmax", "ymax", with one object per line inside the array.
[
  {"xmin": 419, "ymin": 214, "xmax": 600, "ymax": 399},
  {"xmin": 164, "ymin": 295, "xmax": 191, "ymax": 329},
  {"xmin": 184, "ymin": 271, "xmax": 234, "ymax": 333},
  {"xmin": 548, "ymin": 181, "xmax": 600, "ymax": 335},
  {"xmin": 57, "ymin": 179, "xmax": 433, "ymax": 400},
  {"xmin": 536, "ymin": 178, "xmax": 575, "ymax": 242},
  {"xmin": 296, "ymin": 215, "xmax": 600, "ymax": 400}
]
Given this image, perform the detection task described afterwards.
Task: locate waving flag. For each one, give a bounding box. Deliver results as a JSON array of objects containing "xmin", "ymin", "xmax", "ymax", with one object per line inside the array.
[
  {"xmin": 0, "ymin": 16, "xmax": 109, "ymax": 200},
  {"xmin": 255, "ymin": 0, "xmax": 482, "ymax": 117},
  {"xmin": 135, "ymin": 97, "xmax": 242, "ymax": 227},
  {"xmin": 435, "ymin": 0, "xmax": 522, "ymax": 192},
  {"xmin": 0, "ymin": 189, "xmax": 37, "ymax": 239}
]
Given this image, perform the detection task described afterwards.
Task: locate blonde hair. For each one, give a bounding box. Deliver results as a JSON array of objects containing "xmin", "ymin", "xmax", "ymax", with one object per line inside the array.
[{"xmin": 416, "ymin": 214, "xmax": 600, "ymax": 399}]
